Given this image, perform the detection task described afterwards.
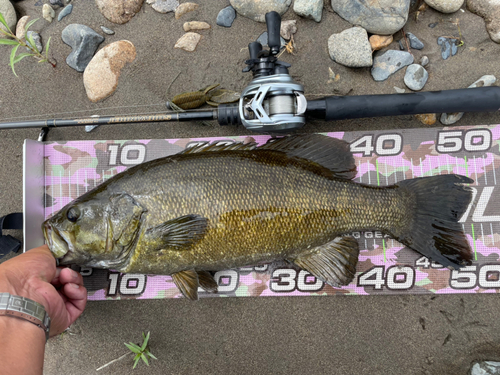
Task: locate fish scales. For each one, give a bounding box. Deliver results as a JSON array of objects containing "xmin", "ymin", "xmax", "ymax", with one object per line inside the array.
[{"xmin": 102, "ymin": 151, "xmax": 405, "ymax": 274}]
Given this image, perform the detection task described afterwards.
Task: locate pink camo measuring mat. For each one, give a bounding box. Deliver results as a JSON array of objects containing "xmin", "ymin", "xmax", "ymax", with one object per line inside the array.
[{"xmin": 36, "ymin": 124, "xmax": 500, "ymax": 300}]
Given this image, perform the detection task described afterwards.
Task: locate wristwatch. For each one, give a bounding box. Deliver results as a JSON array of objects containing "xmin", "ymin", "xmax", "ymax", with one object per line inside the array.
[{"xmin": 0, "ymin": 293, "xmax": 51, "ymax": 342}]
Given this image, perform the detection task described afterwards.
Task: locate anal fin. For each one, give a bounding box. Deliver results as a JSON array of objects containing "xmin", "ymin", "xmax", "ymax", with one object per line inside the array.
[
  {"xmin": 172, "ymin": 270, "xmax": 199, "ymax": 301},
  {"xmin": 291, "ymin": 236, "xmax": 359, "ymax": 287},
  {"xmin": 197, "ymin": 271, "xmax": 218, "ymax": 293}
]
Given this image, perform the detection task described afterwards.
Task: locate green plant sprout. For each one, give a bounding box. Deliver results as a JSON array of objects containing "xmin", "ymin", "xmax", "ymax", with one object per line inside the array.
[
  {"xmin": 0, "ymin": 12, "xmax": 54, "ymax": 77},
  {"xmin": 124, "ymin": 332, "xmax": 158, "ymax": 369}
]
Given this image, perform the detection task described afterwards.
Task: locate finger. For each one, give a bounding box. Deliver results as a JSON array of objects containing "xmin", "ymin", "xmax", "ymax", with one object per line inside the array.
[
  {"xmin": 59, "ymin": 268, "xmax": 84, "ymax": 287},
  {"xmin": 50, "ymin": 268, "xmax": 63, "ymax": 288},
  {"xmin": 62, "ymin": 283, "xmax": 87, "ymax": 323},
  {"xmin": 27, "ymin": 245, "xmax": 58, "ymax": 281}
]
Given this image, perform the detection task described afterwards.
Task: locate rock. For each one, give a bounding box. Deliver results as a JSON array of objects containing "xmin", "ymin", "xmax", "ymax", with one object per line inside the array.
[
  {"xmin": 175, "ymin": 2, "xmax": 198, "ymax": 19},
  {"xmin": 467, "ymin": 0, "xmax": 500, "ymax": 43},
  {"xmin": 415, "ymin": 113, "xmax": 437, "ymax": 125},
  {"xmin": 62, "ymin": 24, "xmax": 105, "ymax": 72},
  {"xmin": 183, "ymin": 21, "xmax": 210, "ymax": 32},
  {"xmin": 470, "ymin": 361, "xmax": 500, "ymax": 375},
  {"xmin": 328, "ymin": 27, "xmax": 373, "ymax": 68},
  {"xmin": 428, "ymin": 22, "xmax": 438, "ymax": 28},
  {"xmin": 257, "ymin": 31, "xmax": 286, "ymax": 49},
  {"xmin": 371, "ymin": 50, "xmax": 414, "ymax": 81},
  {"xmin": 331, "ymin": 0, "xmax": 411, "ymax": 35},
  {"xmin": 174, "ymin": 32, "xmax": 201, "ymax": 52},
  {"xmin": 83, "ymin": 40, "xmax": 136, "ymax": 102},
  {"xmin": 50, "ymin": 0, "xmax": 64, "ymax": 7},
  {"xmin": 406, "ymin": 32, "xmax": 424, "ymax": 49},
  {"xmin": 217, "ymin": 6, "xmax": 236, "ymax": 27},
  {"xmin": 369, "ymin": 35, "xmax": 393, "ymax": 50},
  {"xmin": 280, "ymin": 20, "xmax": 297, "ymax": 40},
  {"xmin": 424, "ymin": 0, "xmax": 464, "ymax": 13},
  {"xmin": 404, "ymin": 64, "xmax": 428, "ymax": 91},
  {"xmin": 437, "ymin": 37, "xmax": 458, "ymax": 59},
  {"xmin": 15, "ymin": 16, "xmax": 30, "ymax": 39},
  {"xmin": 26, "ymin": 31, "xmax": 43, "ymax": 53},
  {"xmin": 58, "ymin": 4, "xmax": 73, "ymax": 21},
  {"xmin": 293, "ymin": 0, "xmax": 323, "ymax": 22},
  {"xmin": 85, "ymin": 125, "xmax": 100, "ymax": 132},
  {"xmin": 394, "ymin": 86, "xmax": 406, "ymax": 93},
  {"xmin": 43, "ymin": 5, "xmax": 55, "ymax": 23},
  {"xmin": 146, "ymin": 0, "xmax": 179, "ymax": 13},
  {"xmin": 100, "ymin": 26, "xmax": 115, "ymax": 35},
  {"xmin": 440, "ymin": 74, "xmax": 497, "ymax": 124},
  {"xmin": 230, "ymin": 0, "xmax": 292, "ymax": 23},
  {"xmin": 0, "ymin": 0, "xmax": 16, "ymax": 37},
  {"xmin": 420, "ymin": 55, "xmax": 429, "ymax": 66},
  {"xmin": 440, "ymin": 112, "xmax": 464, "ymax": 125},
  {"xmin": 95, "ymin": 0, "xmax": 145, "ymax": 24}
]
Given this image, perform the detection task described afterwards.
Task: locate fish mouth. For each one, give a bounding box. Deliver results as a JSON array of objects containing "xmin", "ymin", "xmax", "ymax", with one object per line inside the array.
[{"xmin": 43, "ymin": 221, "xmax": 71, "ymax": 260}]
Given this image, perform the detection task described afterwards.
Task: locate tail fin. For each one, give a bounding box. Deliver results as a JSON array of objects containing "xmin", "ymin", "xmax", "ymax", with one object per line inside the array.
[{"xmin": 392, "ymin": 174, "xmax": 473, "ymax": 269}]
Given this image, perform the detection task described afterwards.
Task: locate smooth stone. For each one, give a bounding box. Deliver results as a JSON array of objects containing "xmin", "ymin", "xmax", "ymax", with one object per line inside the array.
[
  {"xmin": 440, "ymin": 112, "xmax": 464, "ymax": 124},
  {"xmin": 26, "ymin": 31, "xmax": 43, "ymax": 53},
  {"xmin": 440, "ymin": 74, "xmax": 497, "ymax": 125},
  {"xmin": 15, "ymin": 15, "xmax": 30, "ymax": 39},
  {"xmin": 467, "ymin": 0, "xmax": 500, "ymax": 43},
  {"xmin": 293, "ymin": 0, "xmax": 323, "ymax": 22},
  {"xmin": 43, "ymin": 5, "xmax": 55, "ymax": 23},
  {"xmin": 406, "ymin": 32, "xmax": 424, "ymax": 49},
  {"xmin": 62, "ymin": 24, "xmax": 105, "ymax": 72},
  {"xmin": 175, "ymin": 2, "xmax": 198, "ymax": 19},
  {"xmin": 183, "ymin": 21, "xmax": 210, "ymax": 32},
  {"xmin": 415, "ymin": 113, "xmax": 437, "ymax": 125},
  {"xmin": 437, "ymin": 37, "xmax": 458, "ymax": 59},
  {"xmin": 256, "ymin": 31, "xmax": 286, "ymax": 49},
  {"xmin": 371, "ymin": 50, "xmax": 413, "ymax": 81},
  {"xmin": 280, "ymin": 20, "xmax": 297, "ymax": 40},
  {"xmin": 146, "ymin": 0, "xmax": 179, "ymax": 13},
  {"xmin": 58, "ymin": 4, "xmax": 73, "ymax": 21},
  {"xmin": 100, "ymin": 26, "xmax": 115, "ymax": 35},
  {"xmin": 230, "ymin": 0, "xmax": 292, "ymax": 23},
  {"xmin": 369, "ymin": 35, "xmax": 393, "ymax": 50},
  {"xmin": 83, "ymin": 40, "xmax": 136, "ymax": 102},
  {"xmin": 420, "ymin": 55, "xmax": 429, "ymax": 66},
  {"xmin": 0, "ymin": 0, "xmax": 16, "ymax": 37},
  {"xmin": 331, "ymin": 0, "xmax": 411, "ymax": 35},
  {"xmin": 424, "ymin": 0, "xmax": 464, "ymax": 13},
  {"xmin": 428, "ymin": 22, "xmax": 438, "ymax": 27},
  {"xmin": 470, "ymin": 361, "xmax": 500, "ymax": 375},
  {"xmin": 174, "ymin": 32, "xmax": 201, "ymax": 52},
  {"xmin": 404, "ymin": 64, "xmax": 428, "ymax": 91},
  {"xmin": 50, "ymin": 0, "xmax": 64, "ymax": 7},
  {"xmin": 95, "ymin": 0, "xmax": 145, "ymax": 24},
  {"xmin": 394, "ymin": 86, "xmax": 406, "ymax": 93},
  {"xmin": 328, "ymin": 27, "xmax": 373, "ymax": 68},
  {"xmin": 216, "ymin": 6, "xmax": 236, "ymax": 27}
]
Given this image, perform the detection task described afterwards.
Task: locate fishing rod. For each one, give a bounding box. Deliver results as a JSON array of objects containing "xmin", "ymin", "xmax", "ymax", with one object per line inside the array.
[{"xmin": 1, "ymin": 11, "xmax": 499, "ymax": 133}]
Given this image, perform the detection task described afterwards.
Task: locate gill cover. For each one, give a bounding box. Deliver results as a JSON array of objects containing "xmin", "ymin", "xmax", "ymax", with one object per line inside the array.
[{"xmin": 107, "ymin": 193, "xmax": 146, "ymax": 252}]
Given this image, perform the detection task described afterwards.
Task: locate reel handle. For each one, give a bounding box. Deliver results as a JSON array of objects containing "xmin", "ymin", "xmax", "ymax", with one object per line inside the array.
[{"xmin": 265, "ymin": 11, "xmax": 281, "ymax": 55}]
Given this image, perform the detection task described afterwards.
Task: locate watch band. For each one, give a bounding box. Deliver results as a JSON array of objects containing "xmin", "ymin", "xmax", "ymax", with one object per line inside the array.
[{"xmin": 0, "ymin": 293, "xmax": 51, "ymax": 342}]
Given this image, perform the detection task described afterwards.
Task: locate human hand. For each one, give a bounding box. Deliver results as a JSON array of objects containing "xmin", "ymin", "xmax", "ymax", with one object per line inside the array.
[{"xmin": 0, "ymin": 245, "xmax": 87, "ymax": 336}]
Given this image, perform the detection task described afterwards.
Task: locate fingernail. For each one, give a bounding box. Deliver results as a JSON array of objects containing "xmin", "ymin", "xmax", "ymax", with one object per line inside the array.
[
  {"xmin": 71, "ymin": 269, "xmax": 78, "ymax": 278},
  {"xmin": 71, "ymin": 283, "xmax": 80, "ymax": 289}
]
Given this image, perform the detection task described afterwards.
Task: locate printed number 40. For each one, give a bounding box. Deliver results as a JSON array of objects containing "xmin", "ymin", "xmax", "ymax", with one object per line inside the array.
[{"xmin": 350, "ymin": 134, "xmax": 402, "ymax": 157}]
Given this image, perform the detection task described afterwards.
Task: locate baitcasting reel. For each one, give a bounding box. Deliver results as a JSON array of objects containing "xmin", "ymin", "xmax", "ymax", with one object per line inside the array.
[{"xmin": 0, "ymin": 11, "xmax": 499, "ymax": 133}]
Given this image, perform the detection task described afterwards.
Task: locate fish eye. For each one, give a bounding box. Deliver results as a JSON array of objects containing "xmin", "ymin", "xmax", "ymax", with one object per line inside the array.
[{"xmin": 66, "ymin": 207, "xmax": 81, "ymax": 223}]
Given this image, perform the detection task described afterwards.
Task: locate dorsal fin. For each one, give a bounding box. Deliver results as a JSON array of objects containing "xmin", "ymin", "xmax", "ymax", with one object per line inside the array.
[
  {"xmin": 179, "ymin": 141, "xmax": 258, "ymax": 155},
  {"xmin": 260, "ymin": 134, "xmax": 356, "ymax": 180}
]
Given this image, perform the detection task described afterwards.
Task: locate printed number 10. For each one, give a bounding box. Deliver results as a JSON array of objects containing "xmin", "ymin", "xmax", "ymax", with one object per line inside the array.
[{"xmin": 108, "ymin": 144, "xmax": 146, "ymax": 165}]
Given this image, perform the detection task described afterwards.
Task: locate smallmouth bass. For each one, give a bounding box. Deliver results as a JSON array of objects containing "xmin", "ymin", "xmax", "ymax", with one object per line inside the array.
[{"xmin": 43, "ymin": 134, "xmax": 473, "ymax": 300}]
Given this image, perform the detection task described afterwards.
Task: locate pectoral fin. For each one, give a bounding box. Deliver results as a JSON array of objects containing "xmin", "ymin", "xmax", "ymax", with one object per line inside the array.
[
  {"xmin": 197, "ymin": 271, "xmax": 218, "ymax": 293},
  {"xmin": 172, "ymin": 270, "xmax": 199, "ymax": 300},
  {"xmin": 145, "ymin": 215, "xmax": 208, "ymax": 251},
  {"xmin": 291, "ymin": 236, "xmax": 359, "ymax": 287}
]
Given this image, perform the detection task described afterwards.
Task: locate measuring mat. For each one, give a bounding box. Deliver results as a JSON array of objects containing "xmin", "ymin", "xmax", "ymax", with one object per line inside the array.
[{"xmin": 23, "ymin": 124, "xmax": 500, "ymax": 300}]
